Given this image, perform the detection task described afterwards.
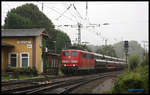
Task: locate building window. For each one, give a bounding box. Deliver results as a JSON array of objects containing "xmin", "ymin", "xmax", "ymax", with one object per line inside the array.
[
  {"xmin": 21, "ymin": 53, "xmax": 29, "ymax": 67},
  {"xmin": 9, "ymin": 53, "xmax": 17, "ymax": 67}
]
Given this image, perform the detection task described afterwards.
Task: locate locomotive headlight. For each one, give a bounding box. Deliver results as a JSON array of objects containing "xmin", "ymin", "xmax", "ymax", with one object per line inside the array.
[
  {"xmin": 73, "ymin": 64, "xmax": 75, "ymax": 67},
  {"xmin": 64, "ymin": 64, "xmax": 66, "ymax": 66},
  {"xmin": 71, "ymin": 60, "xmax": 78, "ymax": 63}
]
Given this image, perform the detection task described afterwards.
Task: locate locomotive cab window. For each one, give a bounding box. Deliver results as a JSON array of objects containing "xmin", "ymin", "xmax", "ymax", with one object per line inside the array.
[
  {"xmin": 63, "ymin": 51, "xmax": 69, "ymax": 56},
  {"xmin": 71, "ymin": 51, "xmax": 78, "ymax": 56}
]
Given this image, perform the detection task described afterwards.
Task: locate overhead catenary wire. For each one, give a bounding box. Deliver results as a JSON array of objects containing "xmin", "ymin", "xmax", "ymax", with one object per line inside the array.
[
  {"xmin": 43, "ymin": 3, "xmax": 76, "ymax": 22},
  {"xmin": 73, "ymin": 4, "xmax": 83, "ymax": 21},
  {"xmin": 63, "ymin": 3, "xmax": 80, "ymax": 23},
  {"xmin": 56, "ymin": 4, "xmax": 72, "ymax": 20}
]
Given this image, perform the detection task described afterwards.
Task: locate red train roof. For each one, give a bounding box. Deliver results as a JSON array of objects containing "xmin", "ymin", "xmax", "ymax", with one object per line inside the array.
[{"xmin": 62, "ymin": 49, "xmax": 93, "ymax": 54}]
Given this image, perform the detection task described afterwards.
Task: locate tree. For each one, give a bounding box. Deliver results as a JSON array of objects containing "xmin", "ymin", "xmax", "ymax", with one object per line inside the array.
[
  {"xmin": 4, "ymin": 12, "xmax": 32, "ymax": 29},
  {"xmin": 140, "ymin": 53, "xmax": 149, "ymax": 67},
  {"xmin": 70, "ymin": 43, "xmax": 91, "ymax": 51},
  {"xmin": 55, "ymin": 30, "xmax": 71, "ymax": 54},
  {"xmin": 4, "ymin": 4, "xmax": 54, "ymax": 29},
  {"xmin": 129, "ymin": 55, "xmax": 140, "ymax": 70},
  {"xmin": 96, "ymin": 45, "xmax": 117, "ymax": 57}
]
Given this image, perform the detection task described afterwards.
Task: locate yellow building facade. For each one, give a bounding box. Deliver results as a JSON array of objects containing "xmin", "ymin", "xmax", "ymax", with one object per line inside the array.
[{"xmin": 1, "ymin": 29, "xmax": 48, "ymax": 73}]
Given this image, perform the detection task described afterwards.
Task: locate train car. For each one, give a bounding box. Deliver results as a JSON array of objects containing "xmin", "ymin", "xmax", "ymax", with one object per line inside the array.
[
  {"xmin": 93, "ymin": 53, "xmax": 106, "ymax": 70},
  {"xmin": 61, "ymin": 49, "xmax": 126, "ymax": 74}
]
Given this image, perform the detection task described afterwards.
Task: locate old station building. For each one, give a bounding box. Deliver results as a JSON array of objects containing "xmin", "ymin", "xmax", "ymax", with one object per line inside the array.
[{"xmin": 1, "ymin": 28, "xmax": 49, "ymax": 73}]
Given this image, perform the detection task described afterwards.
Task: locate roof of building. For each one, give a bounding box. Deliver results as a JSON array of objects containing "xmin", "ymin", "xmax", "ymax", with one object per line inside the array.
[{"xmin": 2, "ymin": 28, "xmax": 46, "ymax": 37}]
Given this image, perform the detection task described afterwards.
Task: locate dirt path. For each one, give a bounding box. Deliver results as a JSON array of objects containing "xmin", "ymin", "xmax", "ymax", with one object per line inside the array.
[
  {"xmin": 92, "ymin": 78, "xmax": 116, "ymax": 93},
  {"xmin": 70, "ymin": 76, "xmax": 117, "ymax": 94}
]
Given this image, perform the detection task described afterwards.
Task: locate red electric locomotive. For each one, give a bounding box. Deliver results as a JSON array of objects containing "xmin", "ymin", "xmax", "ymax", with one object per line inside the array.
[
  {"xmin": 61, "ymin": 49, "xmax": 126, "ymax": 74},
  {"xmin": 61, "ymin": 49, "xmax": 95, "ymax": 73}
]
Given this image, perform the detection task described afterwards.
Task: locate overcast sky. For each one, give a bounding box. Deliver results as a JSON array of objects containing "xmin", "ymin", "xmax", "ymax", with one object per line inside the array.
[{"xmin": 1, "ymin": 1, "xmax": 149, "ymax": 49}]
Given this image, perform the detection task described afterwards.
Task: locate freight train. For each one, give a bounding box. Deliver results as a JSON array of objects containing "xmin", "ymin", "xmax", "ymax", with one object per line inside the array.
[{"xmin": 61, "ymin": 49, "xmax": 126, "ymax": 74}]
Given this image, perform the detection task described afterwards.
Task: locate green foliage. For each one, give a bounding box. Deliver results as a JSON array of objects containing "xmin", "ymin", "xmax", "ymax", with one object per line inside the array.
[
  {"xmin": 4, "ymin": 3, "xmax": 54, "ymax": 29},
  {"xmin": 140, "ymin": 53, "xmax": 149, "ymax": 66},
  {"xmin": 128, "ymin": 55, "xmax": 140, "ymax": 70},
  {"xmin": 42, "ymin": 53, "xmax": 47, "ymax": 73},
  {"xmin": 111, "ymin": 65, "xmax": 149, "ymax": 94},
  {"xmin": 70, "ymin": 43, "xmax": 91, "ymax": 51},
  {"xmin": 58, "ymin": 61, "xmax": 64, "ymax": 76},
  {"xmin": 96, "ymin": 45, "xmax": 117, "ymax": 57},
  {"xmin": 18, "ymin": 67, "xmax": 38, "ymax": 76},
  {"xmin": 55, "ymin": 30, "xmax": 71, "ymax": 54},
  {"xmin": 6, "ymin": 67, "xmax": 38, "ymax": 76},
  {"xmin": 31, "ymin": 66, "xmax": 38, "ymax": 76},
  {"xmin": 4, "ymin": 12, "xmax": 32, "ymax": 29}
]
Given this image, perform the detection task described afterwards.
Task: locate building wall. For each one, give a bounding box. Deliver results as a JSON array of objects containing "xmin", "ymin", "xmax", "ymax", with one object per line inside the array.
[
  {"xmin": 1, "ymin": 48, "xmax": 9, "ymax": 71},
  {"xmin": 2, "ymin": 37, "xmax": 33, "ymax": 68},
  {"xmin": 2, "ymin": 36, "xmax": 43, "ymax": 73}
]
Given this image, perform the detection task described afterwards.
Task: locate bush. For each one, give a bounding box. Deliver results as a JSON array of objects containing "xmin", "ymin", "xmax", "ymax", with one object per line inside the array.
[
  {"xmin": 31, "ymin": 66, "xmax": 38, "ymax": 76},
  {"xmin": 19, "ymin": 67, "xmax": 29, "ymax": 75},
  {"xmin": 6, "ymin": 67, "xmax": 38, "ymax": 76},
  {"xmin": 129, "ymin": 55, "xmax": 140, "ymax": 70},
  {"xmin": 135, "ymin": 65, "xmax": 149, "ymax": 93},
  {"xmin": 140, "ymin": 56, "xmax": 149, "ymax": 66},
  {"xmin": 111, "ymin": 65, "xmax": 149, "ymax": 94},
  {"xmin": 6, "ymin": 67, "xmax": 17, "ymax": 72}
]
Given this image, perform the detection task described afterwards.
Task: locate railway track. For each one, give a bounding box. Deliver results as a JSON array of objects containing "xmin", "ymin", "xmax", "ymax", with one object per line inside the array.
[
  {"xmin": 41, "ymin": 71, "xmax": 122, "ymax": 94},
  {"xmin": 2, "ymin": 75, "xmax": 66, "ymax": 86},
  {"xmin": 1, "ymin": 71, "xmax": 123, "ymax": 94},
  {"xmin": 2, "ymin": 75, "xmax": 82, "ymax": 93}
]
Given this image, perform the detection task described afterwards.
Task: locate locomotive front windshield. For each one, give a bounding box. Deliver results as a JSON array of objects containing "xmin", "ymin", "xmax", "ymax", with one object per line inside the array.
[
  {"xmin": 71, "ymin": 51, "xmax": 78, "ymax": 56},
  {"xmin": 63, "ymin": 51, "xmax": 69, "ymax": 56}
]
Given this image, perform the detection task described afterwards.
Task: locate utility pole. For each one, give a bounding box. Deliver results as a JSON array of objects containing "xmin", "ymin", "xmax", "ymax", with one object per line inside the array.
[
  {"xmin": 55, "ymin": 23, "xmax": 82, "ymax": 45},
  {"xmin": 105, "ymin": 39, "xmax": 107, "ymax": 46},
  {"xmin": 142, "ymin": 41, "xmax": 148, "ymax": 59},
  {"xmin": 53, "ymin": 41, "xmax": 56, "ymax": 53},
  {"xmin": 42, "ymin": 3, "xmax": 43, "ymax": 12},
  {"xmin": 86, "ymin": 2, "xmax": 88, "ymax": 17},
  {"xmin": 77, "ymin": 23, "xmax": 81, "ymax": 45}
]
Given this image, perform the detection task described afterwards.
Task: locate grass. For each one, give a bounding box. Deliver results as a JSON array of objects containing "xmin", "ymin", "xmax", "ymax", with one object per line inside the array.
[
  {"xmin": 1, "ymin": 73, "xmax": 43, "ymax": 81},
  {"xmin": 18, "ymin": 75, "xmax": 42, "ymax": 80},
  {"xmin": 2, "ymin": 75, "xmax": 13, "ymax": 81}
]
